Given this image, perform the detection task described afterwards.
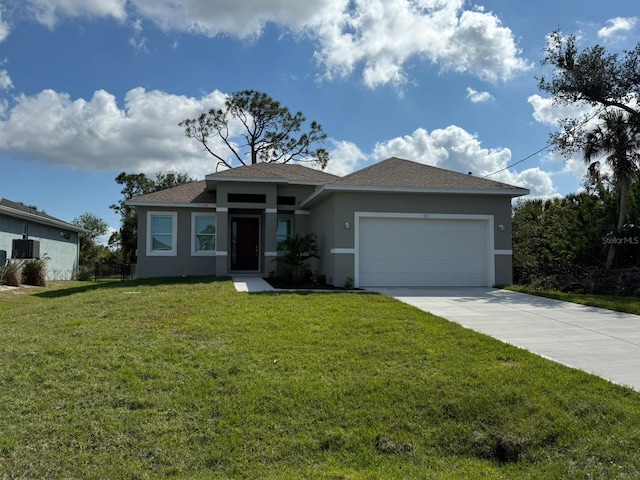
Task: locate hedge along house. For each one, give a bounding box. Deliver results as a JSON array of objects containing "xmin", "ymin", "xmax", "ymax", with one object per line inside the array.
[
  {"xmin": 128, "ymin": 157, "xmax": 529, "ymax": 287},
  {"xmin": 0, "ymin": 198, "xmax": 87, "ymax": 280}
]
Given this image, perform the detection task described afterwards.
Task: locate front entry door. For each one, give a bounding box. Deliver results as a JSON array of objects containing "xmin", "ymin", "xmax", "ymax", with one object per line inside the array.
[{"xmin": 231, "ymin": 217, "xmax": 260, "ymax": 270}]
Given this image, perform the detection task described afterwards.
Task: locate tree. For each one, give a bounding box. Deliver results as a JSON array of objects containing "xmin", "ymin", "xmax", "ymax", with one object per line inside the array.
[
  {"xmin": 539, "ymin": 31, "xmax": 640, "ymax": 136},
  {"xmin": 538, "ymin": 31, "xmax": 640, "ymax": 269},
  {"xmin": 111, "ymin": 171, "xmax": 194, "ymax": 263},
  {"xmin": 179, "ymin": 90, "xmax": 329, "ymax": 170},
  {"xmin": 72, "ymin": 213, "xmax": 110, "ymax": 265},
  {"xmin": 583, "ymin": 110, "xmax": 640, "ymax": 269}
]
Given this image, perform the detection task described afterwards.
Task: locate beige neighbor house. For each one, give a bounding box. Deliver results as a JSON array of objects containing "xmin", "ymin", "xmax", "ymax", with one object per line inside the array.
[{"xmin": 128, "ymin": 157, "xmax": 529, "ymax": 288}]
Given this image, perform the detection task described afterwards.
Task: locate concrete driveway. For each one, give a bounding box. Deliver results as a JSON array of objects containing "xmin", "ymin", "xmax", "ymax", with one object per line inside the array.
[{"xmin": 370, "ymin": 287, "xmax": 640, "ymax": 392}]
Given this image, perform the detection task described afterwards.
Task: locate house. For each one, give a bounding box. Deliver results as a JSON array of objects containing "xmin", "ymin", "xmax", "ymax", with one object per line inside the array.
[
  {"xmin": 128, "ymin": 157, "xmax": 529, "ymax": 287},
  {"xmin": 0, "ymin": 198, "xmax": 87, "ymax": 281}
]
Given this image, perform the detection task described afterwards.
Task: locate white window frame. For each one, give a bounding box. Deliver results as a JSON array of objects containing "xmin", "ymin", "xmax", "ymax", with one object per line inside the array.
[
  {"xmin": 191, "ymin": 212, "xmax": 217, "ymax": 256},
  {"xmin": 147, "ymin": 211, "xmax": 178, "ymax": 256}
]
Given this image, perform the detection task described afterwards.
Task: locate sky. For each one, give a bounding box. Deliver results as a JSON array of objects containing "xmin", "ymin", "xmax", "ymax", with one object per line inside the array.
[{"xmin": 0, "ymin": 0, "xmax": 638, "ymax": 241}]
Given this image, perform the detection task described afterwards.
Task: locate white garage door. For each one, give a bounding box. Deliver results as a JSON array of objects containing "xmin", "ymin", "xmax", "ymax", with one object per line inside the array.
[{"xmin": 358, "ymin": 216, "xmax": 489, "ymax": 287}]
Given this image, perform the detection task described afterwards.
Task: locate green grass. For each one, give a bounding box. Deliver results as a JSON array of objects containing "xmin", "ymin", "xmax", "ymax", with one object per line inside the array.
[
  {"xmin": 2, "ymin": 278, "xmax": 640, "ymax": 478},
  {"xmin": 507, "ymin": 285, "xmax": 640, "ymax": 316}
]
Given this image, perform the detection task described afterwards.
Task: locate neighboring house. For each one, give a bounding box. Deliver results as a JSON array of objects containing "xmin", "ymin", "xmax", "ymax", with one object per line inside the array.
[
  {"xmin": 0, "ymin": 198, "xmax": 87, "ymax": 281},
  {"xmin": 128, "ymin": 157, "xmax": 529, "ymax": 287}
]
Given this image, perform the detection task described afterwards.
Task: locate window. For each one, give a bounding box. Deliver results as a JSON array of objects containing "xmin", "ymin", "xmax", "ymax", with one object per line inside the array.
[
  {"xmin": 147, "ymin": 212, "xmax": 177, "ymax": 256},
  {"xmin": 277, "ymin": 196, "xmax": 296, "ymax": 206},
  {"xmin": 192, "ymin": 213, "xmax": 217, "ymax": 256},
  {"xmin": 277, "ymin": 217, "xmax": 293, "ymax": 249},
  {"xmin": 227, "ymin": 193, "xmax": 266, "ymax": 203}
]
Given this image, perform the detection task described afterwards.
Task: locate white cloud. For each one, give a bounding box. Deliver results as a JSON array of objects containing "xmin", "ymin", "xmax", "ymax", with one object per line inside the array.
[
  {"xmin": 371, "ymin": 126, "xmax": 556, "ymax": 197},
  {"xmin": 130, "ymin": 0, "xmax": 530, "ymax": 87},
  {"xmin": 466, "ymin": 87, "xmax": 493, "ymax": 103},
  {"xmin": 527, "ymin": 95, "xmax": 594, "ymax": 184},
  {"xmin": 131, "ymin": 0, "xmax": 340, "ymax": 39},
  {"xmin": 527, "ymin": 94, "xmax": 596, "ymax": 127},
  {"xmin": 0, "ymin": 69, "xmax": 12, "ymax": 89},
  {"xmin": 129, "ymin": 36, "xmax": 148, "ymax": 53},
  {"xmin": 598, "ymin": 17, "xmax": 637, "ymax": 39},
  {"xmin": 0, "ymin": 9, "xmax": 10, "ymax": 42},
  {"xmin": 0, "ymin": 87, "xmax": 232, "ymax": 179},
  {"xmin": 323, "ymin": 139, "xmax": 367, "ymax": 176},
  {"xmin": 9, "ymin": 0, "xmax": 530, "ymax": 88},
  {"xmin": 98, "ymin": 226, "xmax": 118, "ymax": 246},
  {"xmin": 311, "ymin": 0, "xmax": 531, "ymax": 88},
  {"xmin": 509, "ymin": 167, "xmax": 556, "ymax": 198},
  {"xmin": 526, "ymin": 95, "xmax": 640, "ymax": 184},
  {"xmin": 23, "ymin": 0, "xmax": 127, "ymax": 28},
  {"xmin": 132, "ymin": 17, "xmax": 143, "ymax": 33},
  {"xmin": 0, "ymin": 85, "xmax": 369, "ymax": 179},
  {"xmin": 129, "ymin": 18, "xmax": 148, "ymax": 53},
  {"xmin": 0, "ymin": 84, "xmax": 557, "ymax": 197}
]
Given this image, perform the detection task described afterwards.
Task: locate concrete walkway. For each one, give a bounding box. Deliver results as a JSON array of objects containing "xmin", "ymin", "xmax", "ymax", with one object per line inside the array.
[
  {"xmin": 370, "ymin": 287, "xmax": 640, "ymax": 391},
  {"xmin": 232, "ymin": 276, "xmax": 274, "ymax": 293}
]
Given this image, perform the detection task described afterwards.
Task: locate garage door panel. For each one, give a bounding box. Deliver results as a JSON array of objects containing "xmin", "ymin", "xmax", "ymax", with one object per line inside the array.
[{"xmin": 358, "ymin": 217, "xmax": 489, "ymax": 287}]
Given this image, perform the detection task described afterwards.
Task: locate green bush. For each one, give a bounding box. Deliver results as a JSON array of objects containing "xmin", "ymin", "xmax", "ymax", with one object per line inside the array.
[
  {"xmin": 343, "ymin": 276, "xmax": 354, "ymax": 290},
  {"xmin": 76, "ymin": 265, "xmax": 94, "ymax": 281},
  {"xmin": 1, "ymin": 260, "xmax": 22, "ymax": 287},
  {"xmin": 22, "ymin": 257, "xmax": 48, "ymax": 287},
  {"xmin": 273, "ymin": 233, "xmax": 319, "ymax": 284}
]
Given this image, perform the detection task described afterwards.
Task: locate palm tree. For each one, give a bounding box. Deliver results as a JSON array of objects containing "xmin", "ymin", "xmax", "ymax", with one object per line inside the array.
[{"xmin": 583, "ymin": 110, "xmax": 640, "ymax": 270}]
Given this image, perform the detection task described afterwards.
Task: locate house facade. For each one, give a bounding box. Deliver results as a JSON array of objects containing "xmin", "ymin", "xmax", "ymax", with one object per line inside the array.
[
  {"xmin": 129, "ymin": 157, "xmax": 529, "ymax": 287},
  {"xmin": 0, "ymin": 198, "xmax": 86, "ymax": 281}
]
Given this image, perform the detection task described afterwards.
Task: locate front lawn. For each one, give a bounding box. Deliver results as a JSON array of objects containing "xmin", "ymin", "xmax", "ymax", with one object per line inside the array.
[{"xmin": 1, "ymin": 278, "xmax": 639, "ymax": 478}]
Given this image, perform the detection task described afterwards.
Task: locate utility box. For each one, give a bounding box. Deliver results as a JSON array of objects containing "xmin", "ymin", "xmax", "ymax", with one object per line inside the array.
[{"xmin": 11, "ymin": 239, "xmax": 40, "ymax": 259}]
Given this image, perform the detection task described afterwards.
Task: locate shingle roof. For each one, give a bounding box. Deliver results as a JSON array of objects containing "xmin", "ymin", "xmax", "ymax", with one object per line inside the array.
[
  {"xmin": 332, "ymin": 157, "xmax": 527, "ymax": 191},
  {"xmin": 0, "ymin": 198, "xmax": 87, "ymax": 232},
  {"xmin": 127, "ymin": 180, "xmax": 216, "ymax": 205},
  {"xmin": 207, "ymin": 162, "xmax": 339, "ymax": 184},
  {"xmin": 128, "ymin": 158, "xmax": 529, "ymax": 207}
]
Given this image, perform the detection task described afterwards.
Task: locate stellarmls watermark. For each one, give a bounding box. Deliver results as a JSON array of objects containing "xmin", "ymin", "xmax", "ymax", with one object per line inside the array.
[{"xmin": 602, "ymin": 236, "xmax": 640, "ymax": 245}]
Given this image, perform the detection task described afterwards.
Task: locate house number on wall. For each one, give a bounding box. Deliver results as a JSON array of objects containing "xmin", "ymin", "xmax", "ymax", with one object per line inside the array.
[{"xmin": 423, "ymin": 213, "xmax": 430, "ymax": 218}]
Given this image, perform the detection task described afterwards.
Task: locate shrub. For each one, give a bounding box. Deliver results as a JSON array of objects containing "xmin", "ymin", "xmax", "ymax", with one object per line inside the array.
[
  {"xmin": 1, "ymin": 260, "xmax": 22, "ymax": 287},
  {"xmin": 76, "ymin": 265, "xmax": 94, "ymax": 281},
  {"xmin": 343, "ymin": 276, "xmax": 354, "ymax": 290},
  {"xmin": 22, "ymin": 256, "xmax": 48, "ymax": 287},
  {"xmin": 311, "ymin": 270, "xmax": 327, "ymax": 287},
  {"xmin": 273, "ymin": 233, "xmax": 319, "ymax": 284}
]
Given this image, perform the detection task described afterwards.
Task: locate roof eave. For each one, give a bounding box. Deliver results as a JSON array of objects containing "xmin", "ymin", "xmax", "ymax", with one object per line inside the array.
[
  {"xmin": 0, "ymin": 205, "xmax": 89, "ymax": 233},
  {"xmin": 301, "ymin": 184, "xmax": 530, "ymax": 208},
  {"xmin": 205, "ymin": 176, "xmax": 327, "ymax": 187},
  {"xmin": 125, "ymin": 201, "xmax": 217, "ymax": 208}
]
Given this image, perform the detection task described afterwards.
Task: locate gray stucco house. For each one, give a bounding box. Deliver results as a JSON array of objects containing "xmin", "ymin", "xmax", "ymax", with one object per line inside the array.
[
  {"xmin": 128, "ymin": 157, "xmax": 529, "ymax": 287},
  {"xmin": 0, "ymin": 198, "xmax": 87, "ymax": 281}
]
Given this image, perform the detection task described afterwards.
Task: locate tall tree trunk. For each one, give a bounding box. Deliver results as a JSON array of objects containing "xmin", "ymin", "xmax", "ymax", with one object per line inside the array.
[{"xmin": 604, "ymin": 179, "xmax": 629, "ymax": 271}]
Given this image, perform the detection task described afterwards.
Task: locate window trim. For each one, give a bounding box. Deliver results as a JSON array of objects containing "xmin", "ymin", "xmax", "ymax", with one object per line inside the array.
[
  {"xmin": 147, "ymin": 211, "xmax": 178, "ymax": 256},
  {"xmin": 191, "ymin": 212, "xmax": 217, "ymax": 256}
]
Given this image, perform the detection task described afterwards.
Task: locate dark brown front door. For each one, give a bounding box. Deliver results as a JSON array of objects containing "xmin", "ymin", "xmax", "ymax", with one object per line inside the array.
[{"xmin": 231, "ymin": 217, "xmax": 260, "ymax": 270}]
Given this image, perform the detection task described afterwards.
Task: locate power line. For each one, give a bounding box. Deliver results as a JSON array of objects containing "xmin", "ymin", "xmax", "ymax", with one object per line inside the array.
[
  {"xmin": 482, "ymin": 106, "xmax": 608, "ymax": 179},
  {"xmin": 481, "ymin": 144, "xmax": 553, "ymax": 179}
]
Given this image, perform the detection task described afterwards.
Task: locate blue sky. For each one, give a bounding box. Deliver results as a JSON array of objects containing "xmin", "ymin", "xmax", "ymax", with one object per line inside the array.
[{"xmin": 0, "ymin": 0, "xmax": 638, "ymax": 239}]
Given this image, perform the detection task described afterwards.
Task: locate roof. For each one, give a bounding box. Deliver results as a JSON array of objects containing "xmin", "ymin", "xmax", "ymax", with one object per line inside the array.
[
  {"xmin": 332, "ymin": 157, "xmax": 525, "ymax": 191},
  {"xmin": 206, "ymin": 162, "xmax": 339, "ymax": 184},
  {"xmin": 300, "ymin": 157, "xmax": 529, "ymax": 207},
  {"xmin": 127, "ymin": 180, "xmax": 216, "ymax": 206},
  {"xmin": 127, "ymin": 158, "xmax": 529, "ymax": 208},
  {"xmin": 0, "ymin": 198, "xmax": 88, "ymax": 233}
]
